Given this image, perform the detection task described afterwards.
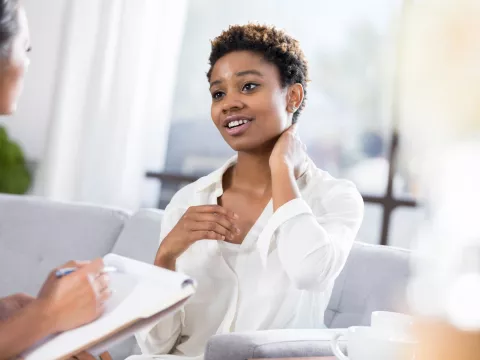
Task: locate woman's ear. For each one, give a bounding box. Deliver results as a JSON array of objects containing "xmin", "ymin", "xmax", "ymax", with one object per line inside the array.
[{"xmin": 286, "ymin": 83, "xmax": 304, "ymax": 113}]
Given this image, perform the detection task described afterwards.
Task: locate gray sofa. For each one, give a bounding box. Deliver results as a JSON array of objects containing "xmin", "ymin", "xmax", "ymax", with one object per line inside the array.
[
  {"xmin": 0, "ymin": 194, "xmax": 411, "ymax": 359},
  {"xmin": 205, "ymin": 243, "xmax": 411, "ymax": 359}
]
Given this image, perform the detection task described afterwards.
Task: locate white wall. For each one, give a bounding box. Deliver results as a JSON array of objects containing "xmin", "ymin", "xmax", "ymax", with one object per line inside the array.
[{"xmin": 0, "ymin": 0, "xmax": 67, "ymax": 161}]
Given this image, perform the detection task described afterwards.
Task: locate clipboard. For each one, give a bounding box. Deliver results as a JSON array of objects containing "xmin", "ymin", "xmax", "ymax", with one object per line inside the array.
[{"xmin": 22, "ymin": 254, "xmax": 196, "ymax": 360}]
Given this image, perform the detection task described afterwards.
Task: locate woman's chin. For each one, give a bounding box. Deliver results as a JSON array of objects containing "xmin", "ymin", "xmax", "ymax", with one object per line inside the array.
[
  {"xmin": 225, "ymin": 138, "xmax": 259, "ymax": 152},
  {"xmin": 229, "ymin": 142, "xmax": 275, "ymax": 155},
  {"xmin": 222, "ymin": 132, "xmax": 278, "ymax": 153},
  {"xmin": 228, "ymin": 144, "xmax": 253, "ymax": 153}
]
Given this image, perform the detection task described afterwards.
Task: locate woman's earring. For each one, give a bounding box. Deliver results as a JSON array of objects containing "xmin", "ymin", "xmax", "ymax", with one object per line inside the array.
[{"xmin": 291, "ymin": 105, "xmax": 297, "ymax": 112}]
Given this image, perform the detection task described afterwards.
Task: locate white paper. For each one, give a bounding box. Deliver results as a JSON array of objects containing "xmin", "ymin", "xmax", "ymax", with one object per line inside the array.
[{"xmin": 22, "ymin": 254, "xmax": 196, "ymax": 360}]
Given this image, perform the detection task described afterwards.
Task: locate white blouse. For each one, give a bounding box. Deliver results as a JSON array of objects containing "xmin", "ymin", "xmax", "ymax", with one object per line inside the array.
[{"xmin": 134, "ymin": 156, "xmax": 364, "ymax": 359}]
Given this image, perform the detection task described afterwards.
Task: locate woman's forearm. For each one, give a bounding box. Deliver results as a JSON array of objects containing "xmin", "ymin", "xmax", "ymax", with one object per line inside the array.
[
  {"xmin": 271, "ymin": 164, "xmax": 301, "ymax": 211},
  {"xmin": 0, "ymin": 299, "xmax": 55, "ymax": 359}
]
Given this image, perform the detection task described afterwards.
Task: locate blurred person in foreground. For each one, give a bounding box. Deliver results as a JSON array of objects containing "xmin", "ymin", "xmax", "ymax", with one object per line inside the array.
[
  {"xmin": 132, "ymin": 24, "xmax": 364, "ymax": 360},
  {"xmin": 0, "ymin": 1, "xmax": 110, "ymax": 358},
  {"xmin": 399, "ymin": 0, "xmax": 480, "ymax": 359}
]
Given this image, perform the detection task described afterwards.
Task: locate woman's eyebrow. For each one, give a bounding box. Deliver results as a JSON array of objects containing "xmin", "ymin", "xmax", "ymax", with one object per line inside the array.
[
  {"xmin": 210, "ymin": 79, "xmax": 223, "ymax": 89},
  {"xmin": 210, "ymin": 70, "xmax": 264, "ymax": 89},
  {"xmin": 235, "ymin": 69, "xmax": 264, "ymax": 77}
]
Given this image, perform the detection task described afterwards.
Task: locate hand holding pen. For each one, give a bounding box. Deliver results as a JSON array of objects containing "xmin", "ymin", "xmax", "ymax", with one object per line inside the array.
[
  {"xmin": 37, "ymin": 259, "xmax": 112, "ymax": 333},
  {"xmin": 56, "ymin": 265, "xmax": 118, "ymax": 278}
]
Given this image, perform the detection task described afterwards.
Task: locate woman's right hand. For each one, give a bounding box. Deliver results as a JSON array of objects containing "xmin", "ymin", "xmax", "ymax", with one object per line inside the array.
[
  {"xmin": 155, "ymin": 205, "xmax": 239, "ymax": 269},
  {"xmin": 37, "ymin": 259, "xmax": 111, "ymax": 333}
]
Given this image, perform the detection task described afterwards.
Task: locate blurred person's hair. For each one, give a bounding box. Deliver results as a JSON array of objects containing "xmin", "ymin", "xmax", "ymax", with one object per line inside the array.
[
  {"xmin": 207, "ymin": 23, "xmax": 309, "ymax": 123},
  {"xmin": 0, "ymin": 0, "xmax": 20, "ymax": 57}
]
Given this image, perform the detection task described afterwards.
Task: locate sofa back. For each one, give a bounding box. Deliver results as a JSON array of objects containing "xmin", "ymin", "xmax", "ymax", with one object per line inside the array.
[
  {"xmin": 325, "ymin": 242, "xmax": 411, "ymax": 328},
  {"xmin": 0, "ymin": 193, "xmax": 412, "ymax": 348},
  {"xmin": 111, "ymin": 209, "xmax": 163, "ymax": 264},
  {"xmin": 0, "ymin": 194, "xmax": 129, "ymax": 296}
]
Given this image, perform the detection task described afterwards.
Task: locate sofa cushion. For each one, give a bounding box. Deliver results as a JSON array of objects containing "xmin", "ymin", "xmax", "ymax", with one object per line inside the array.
[
  {"xmin": 112, "ymin": 209, "xmax": 163, "ymax": 264},
  {"xmin": 325, "ymin": 242, "xmax": 411, "ymax": 328},
  {"xmin": 109, "ymin": 209, "xmax": 164, "ymax": 359},
  {"xmin": 0, "ymin": 194, "xmax": 129, "ymax": 296},
  {"xmin": 205, "ymin": 329, "xmax": 346, "ymax": 360}
]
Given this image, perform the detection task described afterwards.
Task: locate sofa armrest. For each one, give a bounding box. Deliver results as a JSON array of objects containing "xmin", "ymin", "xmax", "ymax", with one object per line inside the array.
[{"xmin": 204, "ymin": 329, "xmax": 346, "ymax": 360}]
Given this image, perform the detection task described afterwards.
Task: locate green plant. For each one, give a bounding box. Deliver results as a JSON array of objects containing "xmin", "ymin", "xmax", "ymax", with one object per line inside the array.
[{"xmin": 0, "ymin": 125, "xmax": 31, "ymax": 194}]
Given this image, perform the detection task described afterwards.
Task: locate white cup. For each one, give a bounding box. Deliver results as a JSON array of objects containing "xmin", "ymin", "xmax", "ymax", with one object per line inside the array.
[
  {"xmin": 330, "ymin": 326, "xmax": 417, "ymax": 360},
  {"xmin": 371, "ymin": 311, "xmax": 415, "ymax": 340}
]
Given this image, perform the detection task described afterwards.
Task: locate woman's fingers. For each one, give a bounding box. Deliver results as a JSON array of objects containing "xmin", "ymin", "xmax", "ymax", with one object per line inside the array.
[
  {"xmin": 190, "ymin": 230, "xmax": 226, "ymax": 241},
  {"xmin": 188, "ymin": 213, "xmax": 239, "ymax": 236},
  {"xmin": 189, "ymin": 221, "xmax": 235, "ymax": 240},
  {"xmin": 183, "ymin": 205, "xmax": 240, "ymax": 241},
  {"xmin": 189, "ymin": 205, "xmax": 238, "ymax": 220}
]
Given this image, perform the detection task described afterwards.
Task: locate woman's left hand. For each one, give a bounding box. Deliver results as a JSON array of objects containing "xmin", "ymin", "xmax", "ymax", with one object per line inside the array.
[
  {"xmin": 0, "ymin": 293, "xmax": 35, "ymax": 321},
  {"xmin": 269, "ymin": 124, "xmax": 307, "ymax": 178}
]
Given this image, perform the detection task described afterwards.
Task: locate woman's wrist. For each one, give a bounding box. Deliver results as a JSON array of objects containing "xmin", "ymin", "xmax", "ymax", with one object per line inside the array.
[
  {"xmin": 269, "ymin": 157, "xmax": 294, "ymax": 175},
  {"xmin": 154, "ymin": 245, "xmax": 178, "ymax": 270},
  {"xmin": 270, "ymin": 161, "xmax": 301, "ymax": 211},
  {"xmin": 270, "ymin": 160, "xmax": 295, "ymax": 180},
  {"xmin": 155, "ymin": 255, "xmax": 177, "ymax": 271}
]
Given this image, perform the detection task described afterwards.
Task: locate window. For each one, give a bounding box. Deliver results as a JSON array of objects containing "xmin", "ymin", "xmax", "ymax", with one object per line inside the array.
[{"xmin": 147, "ymin": 0, "xmax": 422, "ymax": 247}]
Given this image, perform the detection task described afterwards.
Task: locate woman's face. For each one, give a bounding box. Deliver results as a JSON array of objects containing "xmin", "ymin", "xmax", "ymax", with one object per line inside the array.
[
  {"xmin": 0, "ymin": 7, "xmax": 30, "ymax": 115},
  {"xmin": 209, "ymin": 50, "xmax": 297, "ymax": 152}
]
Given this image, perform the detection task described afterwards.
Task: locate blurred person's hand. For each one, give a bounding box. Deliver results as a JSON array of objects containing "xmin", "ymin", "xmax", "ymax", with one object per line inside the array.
[
  {"xmin": 69, "ymin": 351, "xmax": 97, "ymax": 360},
  {"xmin": 0, "ymin": 293, "xmax": 35, "ymax": 321},
  {"xmin": 37, "ymin": 259, "xmax": 111, "ymax": 333}
]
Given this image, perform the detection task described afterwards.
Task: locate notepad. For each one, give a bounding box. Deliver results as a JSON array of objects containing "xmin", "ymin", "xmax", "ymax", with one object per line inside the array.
[{"xmin": 22, "ymin": 254, "xmax": 196, "ymax": 360}]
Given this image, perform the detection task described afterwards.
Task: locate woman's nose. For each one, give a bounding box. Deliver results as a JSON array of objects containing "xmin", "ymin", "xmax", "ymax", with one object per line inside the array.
[{"xmin": 222, "ymin": 93, "xmax": 244, "ymax": 114}]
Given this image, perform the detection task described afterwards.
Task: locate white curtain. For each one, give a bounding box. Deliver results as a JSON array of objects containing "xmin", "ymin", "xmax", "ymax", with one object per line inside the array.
[{"xmin": 35, "ymin": 0, "xmax": 188, "ymax": 209}]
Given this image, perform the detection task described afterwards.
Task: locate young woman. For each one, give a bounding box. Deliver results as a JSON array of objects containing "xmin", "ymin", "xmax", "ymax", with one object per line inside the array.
[
  {"xmin": 0, "ymin": 1, "xmax": 110, "ymax": 359},
  {"xmin": 134, "ymin": 24, "xmax": 364, "ymax": 359}
]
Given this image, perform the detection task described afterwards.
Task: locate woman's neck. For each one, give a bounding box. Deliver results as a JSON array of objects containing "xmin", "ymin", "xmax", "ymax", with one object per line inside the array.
[{"xmin": 228, "ymin": 150, "xmax": 273, "ymax": 196}]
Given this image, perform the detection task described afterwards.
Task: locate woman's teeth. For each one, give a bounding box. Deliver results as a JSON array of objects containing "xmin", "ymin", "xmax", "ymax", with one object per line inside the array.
[{"xmin": 227, "ymin": 119, "xmax": 249, "ymax": 128}]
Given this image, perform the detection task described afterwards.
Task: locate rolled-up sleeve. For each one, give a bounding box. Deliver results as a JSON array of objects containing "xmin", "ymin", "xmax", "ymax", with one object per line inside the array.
[
  {"xmin": 260, "ymin": 182, "xmax": 364, "ymax": 292},
  {"xmin": 135, "ymin": 311, "xmax": 183, "ymax": 355}
]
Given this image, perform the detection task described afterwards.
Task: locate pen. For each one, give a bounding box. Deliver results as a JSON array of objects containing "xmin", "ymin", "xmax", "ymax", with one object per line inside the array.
[{"xmin": 55, "ymin": 265, "xmax": 118, "ymax": 278}]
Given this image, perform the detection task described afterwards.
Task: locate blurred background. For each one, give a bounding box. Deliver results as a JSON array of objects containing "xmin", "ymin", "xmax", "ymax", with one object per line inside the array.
[{"xmin": 0, "ymin": 0, "xmax": 424, "ymax": 249}]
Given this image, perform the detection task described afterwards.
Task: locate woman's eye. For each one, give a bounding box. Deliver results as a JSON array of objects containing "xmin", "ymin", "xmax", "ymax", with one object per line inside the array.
[
  {"xmin": 212, "ymin": 91, "xmax": 224, "ymax": 100},
  {"xmin": 242, "ymin": 83, "xmax": 259, "ymax": 92}
]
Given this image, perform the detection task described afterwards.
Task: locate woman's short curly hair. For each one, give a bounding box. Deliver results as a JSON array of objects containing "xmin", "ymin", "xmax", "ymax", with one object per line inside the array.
[{"xmin": 207, "ymin": 23, "xmax": 309, "ymax": 123}]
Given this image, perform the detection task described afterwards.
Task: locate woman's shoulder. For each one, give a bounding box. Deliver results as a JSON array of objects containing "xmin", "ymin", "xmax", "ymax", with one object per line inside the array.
[
  {"xmin": 167, "ymin": 156, "xmax": 237, "ymax": 209},
  {"xmin": 302, "ymin": 161, "xmax": 363, "ymax": 218},
  {"xmin": 304, "ymin": 158, "xmax": 361, "ymax": 199},
  {"xmin": 166, "ymin": 168, "xmax": 223, "ymax": 208},
  {"xmin": 167, "ymin": 181, "xmax": 198, "ymax": 208}
]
